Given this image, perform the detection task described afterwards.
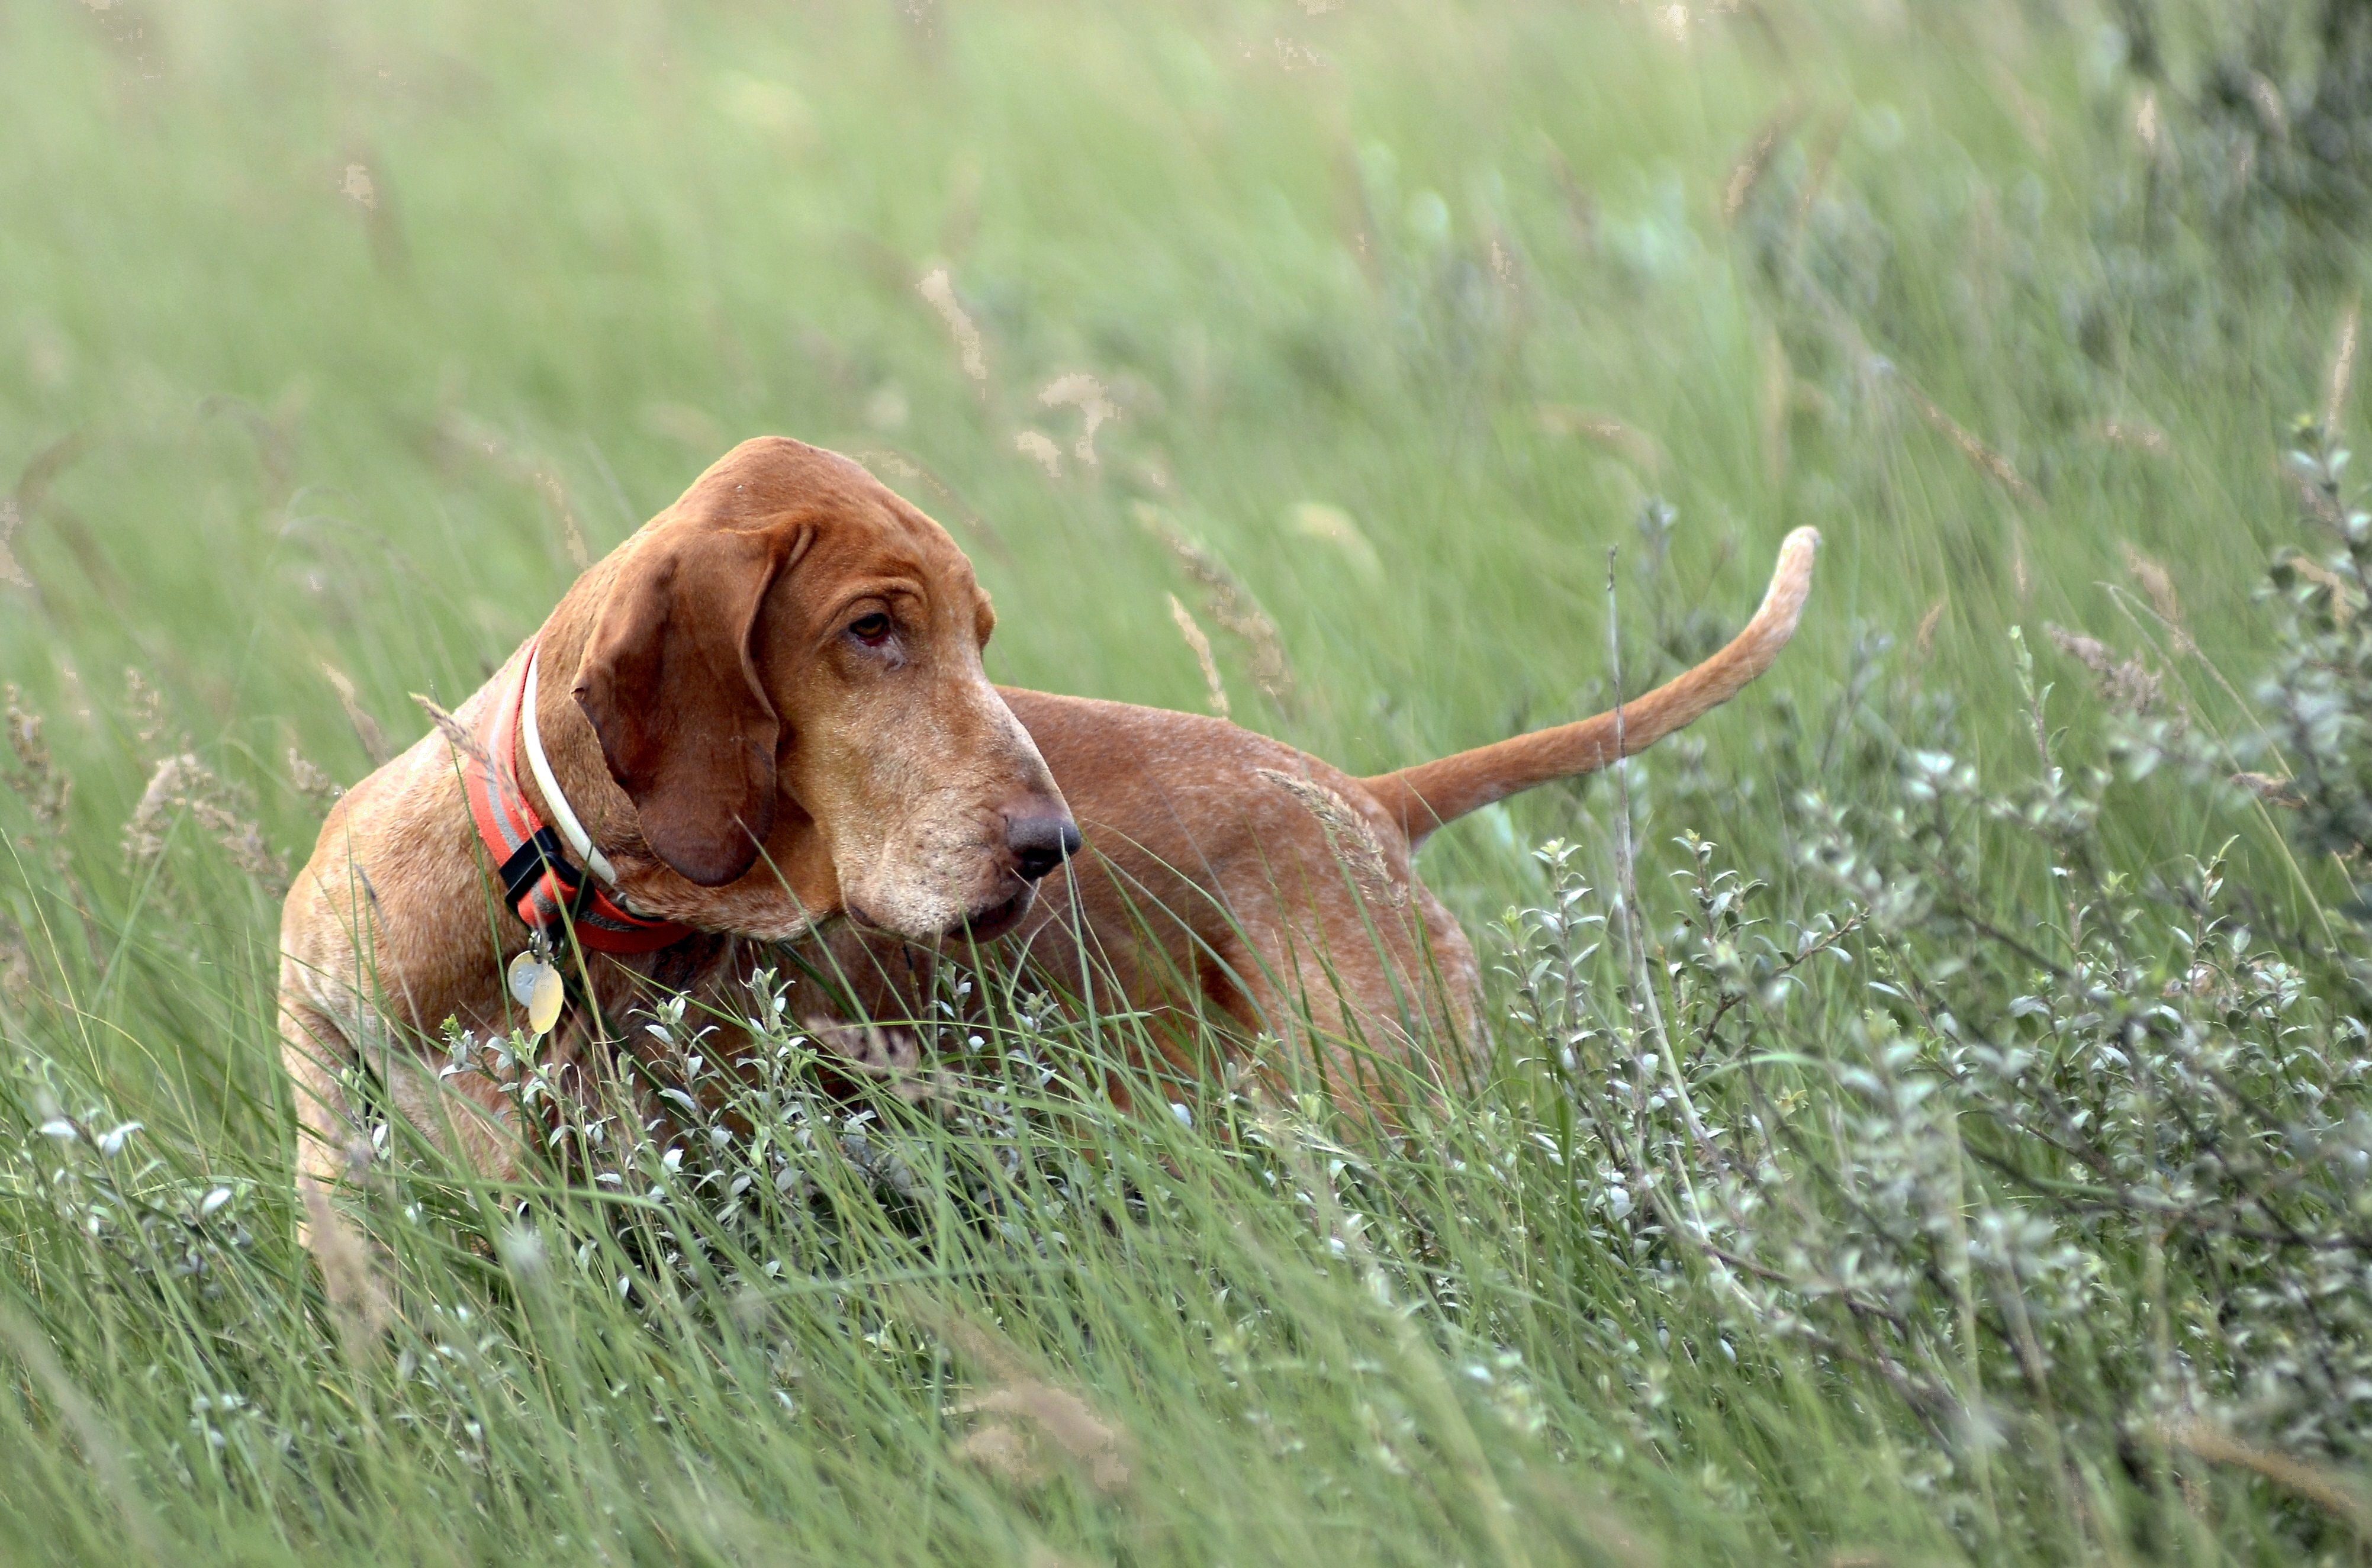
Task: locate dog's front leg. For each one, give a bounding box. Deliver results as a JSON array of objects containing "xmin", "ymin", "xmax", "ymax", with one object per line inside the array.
[{"xmin": 276, "ymin": 972, "xmax": 403, "ymax": 1340}]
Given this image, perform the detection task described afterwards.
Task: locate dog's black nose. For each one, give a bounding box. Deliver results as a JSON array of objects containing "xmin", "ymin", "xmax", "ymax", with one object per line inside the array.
[{"xmin": 1006, "ymin": 813, "xmax": 1082, "ymax": 883}]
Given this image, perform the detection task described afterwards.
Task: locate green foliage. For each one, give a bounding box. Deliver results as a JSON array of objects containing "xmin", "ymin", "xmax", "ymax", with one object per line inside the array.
[
  {"xmin": 4, "ymin": 1, "xmax": 2372, "ymax": 1562},
  {"xmin": 1502, "ymin": 642, "xmax": 2372, "ymax": 1554}
]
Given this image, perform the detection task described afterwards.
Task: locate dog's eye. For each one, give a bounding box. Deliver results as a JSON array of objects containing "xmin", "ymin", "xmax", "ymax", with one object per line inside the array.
[{"xmin": 847, "ymin": 613, "xmax": 893, "ymax": 646}]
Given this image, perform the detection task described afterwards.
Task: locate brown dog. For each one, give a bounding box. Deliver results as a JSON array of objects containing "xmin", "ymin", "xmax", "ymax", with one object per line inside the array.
[
  {"xmin": 794, "ymin": 528, "xmax": 1820, "ymax": 1103},
  {"xmin": 277, "ymin": 437, "xmax": 1076, "ymax": 1238}
]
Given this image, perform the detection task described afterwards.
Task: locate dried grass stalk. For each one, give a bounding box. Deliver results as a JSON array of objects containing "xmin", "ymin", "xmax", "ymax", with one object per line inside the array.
[
  {"xmin": 957, "ymin": 1384, "xmax": 1132, "ymax": 1494},
  {"xmin": 2232, "ymin": 771, "xmax": 2305, "ymax": 809},
  {"xmin": 536, "ymin": 471, "xmax": 590, "ymax": 570},
  {"xmin": 198, "ymin": 392, "xmax": 300, "ymax": 503},
  {"xmin": 2246, "ymin": 72, "xmax": 2290, "ymax": 140},
  {"xmin": 125, "ymin": 668, "xmax": 175, "ymax": 752},
  {"xmin": 2162, "ymin": 1419, "xmax": 2372, "ymax": 1535},
  {"xmin": 1882, "ymin": 363, "xmax": 2040, "ymax": 506},
  {"xmin": 1167, "ymin": 594, "xmax": 1230, "ymax": 718},
  {"xmin": 1914, "ymin": 598, "xmax": 1946, "ymax": 657},
  {"xmin": 1038, "ymin": 372, "xmax": 1117, "ymax": 466},
  {"xmin": 2135, "ymin": 89, "xmax": 2170, "ymax": 166},
  {"xmin": 2284, "ymin": 553, "xmax": 2358, "ymax": 624},
  {"xmin": 16, "ymin": 431, "xmax": 89, "ymax": 517},
  {"xmin": 1013, "ymin": 430, "xmax": 1063, "ymax": 478},
  {"xmin": 1536, "ymin": 405, "xmax": 1666, "ymax": 474},
  {"xmin": 321, "ymin": 662, "xmax": 390, "ymax": 765},
  {"xmin": 288, "ymin": 748, "xmax": 346, "ymax": 806},
  {"xmin": 0, "ymin": 1302, "xmax": 165, "ymax": 1557},
  {"xmin": 2, "ymin": 687, "xmax": 72, "ymax": 843},
  {"xmin": 424, "ymin": 417, "xmax": 592, "ymax": 566},
  {"xmin": 1134, "ymin": 504, "xmax": 1296, "ymax": 705},
  {"xmin": 1288, "ymin": 502, "xmax": 1380, "ymax": 578},
  {"xmin": 124, "ymin": 752, "xmax": 290, "ymax": 894},
  {"xmin": 413, "ymin": 691, "xmax": 492, "ymax": 771},
  {"xmin": 2090, "ymin": 419, "xmax": 2171, "ymax": 456},
  {"xmin": 301, "ymin": 1180, "xmax": 394, "ymax": 1342},
  {"xmin": 917, "ymin": 266, "xmax": 988, "ymax": 384},
  {"xmin": 0, "ymin": 500, "xmax": 28, "ymax": 590},
  {"xmin": 953, "ymin": 1421, "xmax": 1047, "ymax": 1486},
  {"xmin": 1723, "ymin": 102, "xmax": 1803, "ymax": 224},
  {"xmin": 2326, "ymin": 300, "xmax": 2360, "ymax": 437},
  {"xmin": 2120, "ymin": 543, "xmax": 2191, "ymax": 652},
  {"xmin": 849, "ymin": 447, "xmax": 1010, "ymax": 560},
  {"xmin": 1759, "ymin": 329, "xmax": 1792, "ymax": 489},
  {"xmin": 1790, "ymin": 114, "xmax": 1848, "ymax": 240},
  {"xmin": 931, "ymin": 1312, "xmax": 1132, "ymax": 1495},
  {"xmin": 0, "ymin": 920, "xmax": 31, "ymax": 1000},
  {"xmin": 2045, "ymin": 624, "xmax": 2173, "ymax": 724},
  {"xmin": 1256, "ymin": 767, "xmax": 1405, "ymax": 907}
]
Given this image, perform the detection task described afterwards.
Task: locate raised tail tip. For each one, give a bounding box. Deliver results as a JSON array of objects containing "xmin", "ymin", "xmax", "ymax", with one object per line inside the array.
[
  {"xmin": 1358, "ymin": 524, "xmax": 1821, "ymax": 845},
  {"xmin": 1753, "ymin": 526, "xmax": 1821, "ymax": 641}
]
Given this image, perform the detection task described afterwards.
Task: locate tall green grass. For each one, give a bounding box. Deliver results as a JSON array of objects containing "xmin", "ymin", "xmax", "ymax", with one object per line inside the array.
[{"xmin": 3, "ymin": 1, "xmax": 2370, "ymax": 1561}]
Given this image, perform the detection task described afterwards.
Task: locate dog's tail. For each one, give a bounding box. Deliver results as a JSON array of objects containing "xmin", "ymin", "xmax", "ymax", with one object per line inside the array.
[{"xmin": 1360, "ymin": 527, "xmax": 1820, "ymax": 846}]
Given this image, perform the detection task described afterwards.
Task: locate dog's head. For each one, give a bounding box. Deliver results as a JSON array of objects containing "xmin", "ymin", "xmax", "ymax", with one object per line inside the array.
[{"xmin": 571, "ymin": 437, "xmax": 1074, "ymax": 943}]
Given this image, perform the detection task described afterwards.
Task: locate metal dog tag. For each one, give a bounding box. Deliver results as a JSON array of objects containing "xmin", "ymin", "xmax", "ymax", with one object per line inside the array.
[{"xmin": 507, "ymin": 949, "xmax": 565, "ymax": 1036}]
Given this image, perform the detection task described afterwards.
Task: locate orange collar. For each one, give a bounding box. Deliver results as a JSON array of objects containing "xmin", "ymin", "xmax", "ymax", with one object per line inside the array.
[{"xmin": 462, "ymin": 643, "xmax": 693, "ymax": 955}]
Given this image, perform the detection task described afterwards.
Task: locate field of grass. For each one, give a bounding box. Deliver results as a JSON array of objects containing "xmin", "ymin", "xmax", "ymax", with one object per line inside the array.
[{"xmin": 5, "ymin": 0, "xmax": 2372, "ymax": 1561}]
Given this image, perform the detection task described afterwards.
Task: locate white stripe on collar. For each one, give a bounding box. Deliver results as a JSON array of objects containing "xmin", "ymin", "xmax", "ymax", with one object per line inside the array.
[{"xmin": 520, "ymin": 649, "xmax": 620, "ymax": 888}]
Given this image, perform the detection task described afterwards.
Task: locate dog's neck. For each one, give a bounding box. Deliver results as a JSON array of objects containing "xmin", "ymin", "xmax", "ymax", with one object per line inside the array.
[
  {"xmin": 519, "ymin": 647, "xmax": 620, "ymax": 886},
  {"xmin": 513, "ymin": 598, "xmax": 654, "ymax": 887}
]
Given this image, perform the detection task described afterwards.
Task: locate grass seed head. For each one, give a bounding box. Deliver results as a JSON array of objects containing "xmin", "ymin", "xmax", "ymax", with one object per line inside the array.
[
  {"xmin": 1884, "ymin": 362, "xmax": 2040, "ymax": 506},
  {"xmin": 2120, "ymin": 542, "xmax": 2191, "ymax": 649},
  {"xmin": 3, "ymin": 687, "xmax": 71, "ymax": 845},
  {"xmin": 1134, "ymin": 503, "xmax": 1297, "ymax": 706},
  {"xmin": 1723, "ymin": 102, "xmax": 1804, "ymax": 224},
  {"xmin": 1013, "ymin": 429, "xmax": 1063, "ymax": 478},
  {"xmin": 124, "ymin": 667, "xmax": 175, "ymax": 752},
  {"xmin": 1037, "ymin": 372, "xmax": 1117, "ymax": 466},
  {"xmin": 1256, "ymin": 767, "xmax": 1405, "ymax": 907},
  {"xmin": 124, "ymin": 752, "xmax": 289, "ymax": 894},
  {"xmin": 1536, "ymin": 405, "xmax": 1666, "ymax": 474},
  {"xmin": 1913, "ymin": 598, "xmax": 1946, "ymax": 658},
  {"xmin": 1287, "ymin": 502, "xmax": 1380, "ymax": 578},
  {"xmin": 322, "ymin": 662, "xmax": 390, "ymax": 765},
  {"xmin": 918, "ymin": 265, "xmax": 988, "ymax": 385},
  {"xmin": 287, "ymin": 748, "xmax": 346, "ymax": 806},
  {"xmin": 0, "ymin": 499, "xmax": 29, "ymax": 590},
  {"xmin": 957, "ymin": 1384, "xmax": 1131, "ymax": 1494},
  {"xmin": 954, "ymin": 1421, "xmax": 1048, "ymax": 1487},
  {"xmin": 2043, "ymin": 623, "xmax": 2170, "ymax": 722},
  {"xmin": 2326, "ymin": 300, "xmax": 2360, "ymax": 436},
  {"xmin": 1167, "ymin": 594, "xmax": 1230, "ymax": 718},
  {"xmin": 301, "ymin": 1180, "xmax": 393, "ymax": 1342},
  {"xmin": 2090, "ymin": 419, "xmax": 2171, "ymax": 455}
]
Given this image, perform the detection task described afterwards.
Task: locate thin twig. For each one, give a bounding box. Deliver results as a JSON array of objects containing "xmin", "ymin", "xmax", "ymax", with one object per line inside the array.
[{"xmin": 1605, "ymin": 549, "xmax": 1726, "ymax": 1181}]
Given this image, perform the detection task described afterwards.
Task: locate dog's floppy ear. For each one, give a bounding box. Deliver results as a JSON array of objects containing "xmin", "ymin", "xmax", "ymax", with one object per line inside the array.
[{"xmin": 574, "ymin": 524, "xmax": 810, "ymax": 886}]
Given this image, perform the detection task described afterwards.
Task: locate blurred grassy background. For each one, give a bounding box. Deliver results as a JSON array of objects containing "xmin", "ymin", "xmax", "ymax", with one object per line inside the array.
[
  {"xmin": 7, "ymin": 0, "xmax": 2347, "ymax": 899},
  {"xmin": 3, "ymin": 0, "xmax": 2368, "ymax": 1561}
]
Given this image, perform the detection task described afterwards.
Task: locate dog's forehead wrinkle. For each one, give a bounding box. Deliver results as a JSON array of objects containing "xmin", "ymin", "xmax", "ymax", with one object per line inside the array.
[{"xmin": 803, "ymin": 523, "xmax": 965, "ymax": 606}]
